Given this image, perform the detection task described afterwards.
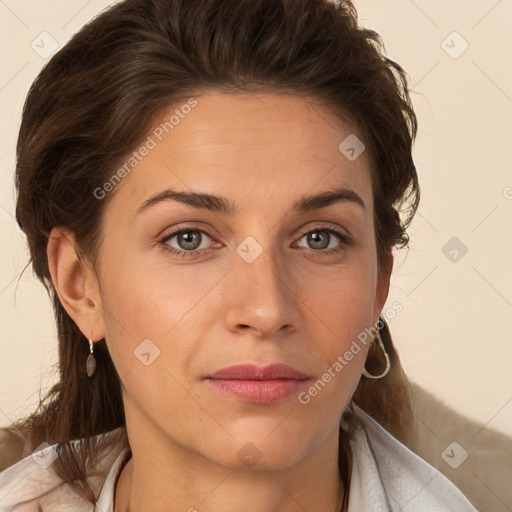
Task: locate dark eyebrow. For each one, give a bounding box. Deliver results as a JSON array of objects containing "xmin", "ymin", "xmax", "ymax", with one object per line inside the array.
[{"xmin": 135, "ymin": 186, "xmax": 365, "ymax": 217}]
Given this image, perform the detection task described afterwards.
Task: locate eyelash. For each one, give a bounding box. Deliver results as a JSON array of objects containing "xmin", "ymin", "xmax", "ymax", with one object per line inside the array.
[{"xmin": 158, "ymin": 225, "xmax": 351, "ymax": 259}]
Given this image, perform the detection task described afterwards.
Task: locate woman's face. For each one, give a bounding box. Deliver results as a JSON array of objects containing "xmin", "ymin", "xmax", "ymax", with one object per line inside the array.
[{"xmin": 91, "ymin": 92, "xmax": 390, "ymax": 470}]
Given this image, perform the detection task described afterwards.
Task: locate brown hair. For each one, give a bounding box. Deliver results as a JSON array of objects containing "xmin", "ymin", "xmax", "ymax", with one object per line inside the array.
[{"xmin": 2, "ymin": 0, "xmax": 419, "ymax": 509}]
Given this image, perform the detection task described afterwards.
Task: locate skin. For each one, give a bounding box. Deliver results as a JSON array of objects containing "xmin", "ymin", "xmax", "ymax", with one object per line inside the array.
[{"xmin": 47, "ymin": 92, "xmax": 392, "ymax": 512}]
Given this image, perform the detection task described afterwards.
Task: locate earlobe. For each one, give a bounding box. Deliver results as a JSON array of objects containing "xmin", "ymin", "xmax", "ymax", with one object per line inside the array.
[{"xmin": 46, "ymin": 226, "xmax": 105, "ymax": 341}]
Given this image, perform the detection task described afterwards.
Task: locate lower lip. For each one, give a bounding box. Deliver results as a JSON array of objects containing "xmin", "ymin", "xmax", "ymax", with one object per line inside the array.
[{"xmin": 206, "ymin": 378, "xmax": 309, "ymax": 404}]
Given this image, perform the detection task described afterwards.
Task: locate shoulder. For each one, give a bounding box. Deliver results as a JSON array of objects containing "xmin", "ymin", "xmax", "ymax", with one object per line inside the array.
[
  {"xmin": 0, "ymin": 428, "xmax": 127, "ymax": 512},
  {"xmin": 350, "ymin": 403, "xmax": 479, "ymax": 511}
]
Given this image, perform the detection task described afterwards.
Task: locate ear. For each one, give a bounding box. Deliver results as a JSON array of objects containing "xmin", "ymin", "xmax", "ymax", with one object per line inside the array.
[
  {"xmin": 46, "ymin": 226, "xmax": 106, "ymax": 341},
  {"xmin": 373, "ymin": 248, "xmax": 393, "ymax": 323}
]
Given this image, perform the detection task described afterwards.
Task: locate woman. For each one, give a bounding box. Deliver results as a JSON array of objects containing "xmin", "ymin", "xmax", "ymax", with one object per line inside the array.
[{"xmin": 0, "ymin": 0, "xmax": 479, "ymax": 510}]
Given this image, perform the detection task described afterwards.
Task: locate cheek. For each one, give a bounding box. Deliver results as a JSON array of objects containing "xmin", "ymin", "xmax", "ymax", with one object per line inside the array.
[
  {"xmin": 92, "ymin": 241, "xmax": 378, "ymax": 469},
  {"xmin": 100, "ymin": 235, "xmax": 377, "ymax": 379},
  {"xmin": 302, "ymin": 256, "xmax": 378, "ymax": 333},
  {"xmin": 97, "ymin": 246, "xmax": 224, "ymax": 378},
  {"xmin": 299, "ymin": 261, "xmax": 377, "ymax": 394}
]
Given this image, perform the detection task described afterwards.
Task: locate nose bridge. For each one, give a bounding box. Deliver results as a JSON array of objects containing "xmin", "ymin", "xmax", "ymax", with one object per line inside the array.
[{"xmin": 239, "ymin": 239, "xmax": 285, "ymax": 294}]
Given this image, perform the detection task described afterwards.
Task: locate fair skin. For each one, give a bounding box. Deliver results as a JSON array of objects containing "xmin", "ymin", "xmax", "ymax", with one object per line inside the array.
[{"xmin": 47, "ymin": 92, "xmax": 392, "ymax": 512}]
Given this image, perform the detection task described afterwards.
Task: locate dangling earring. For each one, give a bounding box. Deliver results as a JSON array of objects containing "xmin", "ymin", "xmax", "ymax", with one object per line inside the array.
[
  {"xmin": 362, "ymin": 329, "xmax": 391, "ymax": 379},
  {"xmin": 86, "ymin": 339, "xmax": 96, "ymax": 377}
]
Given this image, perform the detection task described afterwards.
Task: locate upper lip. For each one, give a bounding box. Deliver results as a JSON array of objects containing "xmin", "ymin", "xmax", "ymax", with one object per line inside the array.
[{"xmin": 207, "ymin": 364, "xmax": 309, "ymax": 380}]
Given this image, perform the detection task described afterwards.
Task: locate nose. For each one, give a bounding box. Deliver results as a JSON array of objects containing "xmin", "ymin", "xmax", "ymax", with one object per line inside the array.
[{"xmin": 223, "ymin": 239, "xmax": 301, "ymax": 339}]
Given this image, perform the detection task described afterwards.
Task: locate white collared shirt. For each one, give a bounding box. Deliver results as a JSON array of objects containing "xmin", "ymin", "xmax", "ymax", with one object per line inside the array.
[{"xmin": 0, "ymin": 404, "xmax": 479, "ymax": 511}]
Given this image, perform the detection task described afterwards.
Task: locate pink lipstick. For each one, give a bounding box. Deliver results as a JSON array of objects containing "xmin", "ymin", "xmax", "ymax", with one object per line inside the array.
[{"xmin": 205, "ymin": 364, "xmax": 310, "ymax": 404}]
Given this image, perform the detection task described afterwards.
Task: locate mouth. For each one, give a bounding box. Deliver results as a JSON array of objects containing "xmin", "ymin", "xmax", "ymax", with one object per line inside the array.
[
  {"xmin": 205, "ymin": 363, "xmax": 310, "ymax": 404},
  {"xmin": 205, "ymin": 378, "xmax": 309, "ymax": 403}
]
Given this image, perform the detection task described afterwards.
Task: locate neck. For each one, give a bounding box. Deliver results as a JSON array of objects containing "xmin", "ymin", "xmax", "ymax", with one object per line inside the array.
[{"xmin": 113, "ymin": 427, "xmax": 345, "ymax": 512}]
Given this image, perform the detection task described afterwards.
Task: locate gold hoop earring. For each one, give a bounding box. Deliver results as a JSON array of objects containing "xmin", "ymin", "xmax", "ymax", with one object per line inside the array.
[
  {"xmin": 86, "ymin": 339, "xmax": 96, "ymax": 377},
  {"xmin": 362, "ymin": 329, "xmax": 390, "ymax": 379}
]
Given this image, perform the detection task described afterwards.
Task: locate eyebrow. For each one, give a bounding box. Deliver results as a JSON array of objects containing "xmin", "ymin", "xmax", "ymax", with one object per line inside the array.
[{"xmin": 135, "ymin": 185, "xmax": 366, "ymax": 217}]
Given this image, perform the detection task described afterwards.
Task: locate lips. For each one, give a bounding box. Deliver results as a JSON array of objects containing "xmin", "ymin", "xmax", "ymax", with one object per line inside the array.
[
  {"xmin": 207, "ymin": 363, "xmax": 309, "ymax": 380},
  {"xmin": 205, "ymin": 364, "xmax": 310, "ymax": 404}
]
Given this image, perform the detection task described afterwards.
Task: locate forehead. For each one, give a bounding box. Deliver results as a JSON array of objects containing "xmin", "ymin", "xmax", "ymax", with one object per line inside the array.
[{"xmin": 106, "ymin": 92, "xmax": 373, "ymax": 219}]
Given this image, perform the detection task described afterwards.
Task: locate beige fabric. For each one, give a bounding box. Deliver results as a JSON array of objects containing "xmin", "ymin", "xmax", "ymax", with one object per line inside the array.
[{"xmin": 404, "ymin": 382, "xmax": 512, "ymax": 512}]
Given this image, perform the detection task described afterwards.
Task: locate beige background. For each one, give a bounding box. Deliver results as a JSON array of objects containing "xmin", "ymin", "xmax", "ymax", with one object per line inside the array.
[{"xmin": 0, "ymin": 0, "xmax": 511, "ymax": 443}]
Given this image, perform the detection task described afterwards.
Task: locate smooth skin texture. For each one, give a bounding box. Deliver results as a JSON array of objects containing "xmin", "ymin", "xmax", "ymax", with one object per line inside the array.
[{"xmin": 47, "ymin": 92, "xmax": 392, "ymax": 512}]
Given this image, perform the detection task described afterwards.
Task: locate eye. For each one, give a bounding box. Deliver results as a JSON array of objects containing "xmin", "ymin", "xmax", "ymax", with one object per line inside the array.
[
  {"xmin": 295, "ymin": 227, "xmax": 350, "ymax": 255},
  {"xmin": 158, "ymin": 225, "xmax": 351, "ymax": 260},
  {"xmin": 159, "ymin": 228, "xmax": 218, "ymax": 259}
]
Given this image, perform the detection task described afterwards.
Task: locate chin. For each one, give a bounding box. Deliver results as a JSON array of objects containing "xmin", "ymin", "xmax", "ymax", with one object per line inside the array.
[{"xmin": 207, "ymin": 433, "xmax": 312, "ymax": 472}]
